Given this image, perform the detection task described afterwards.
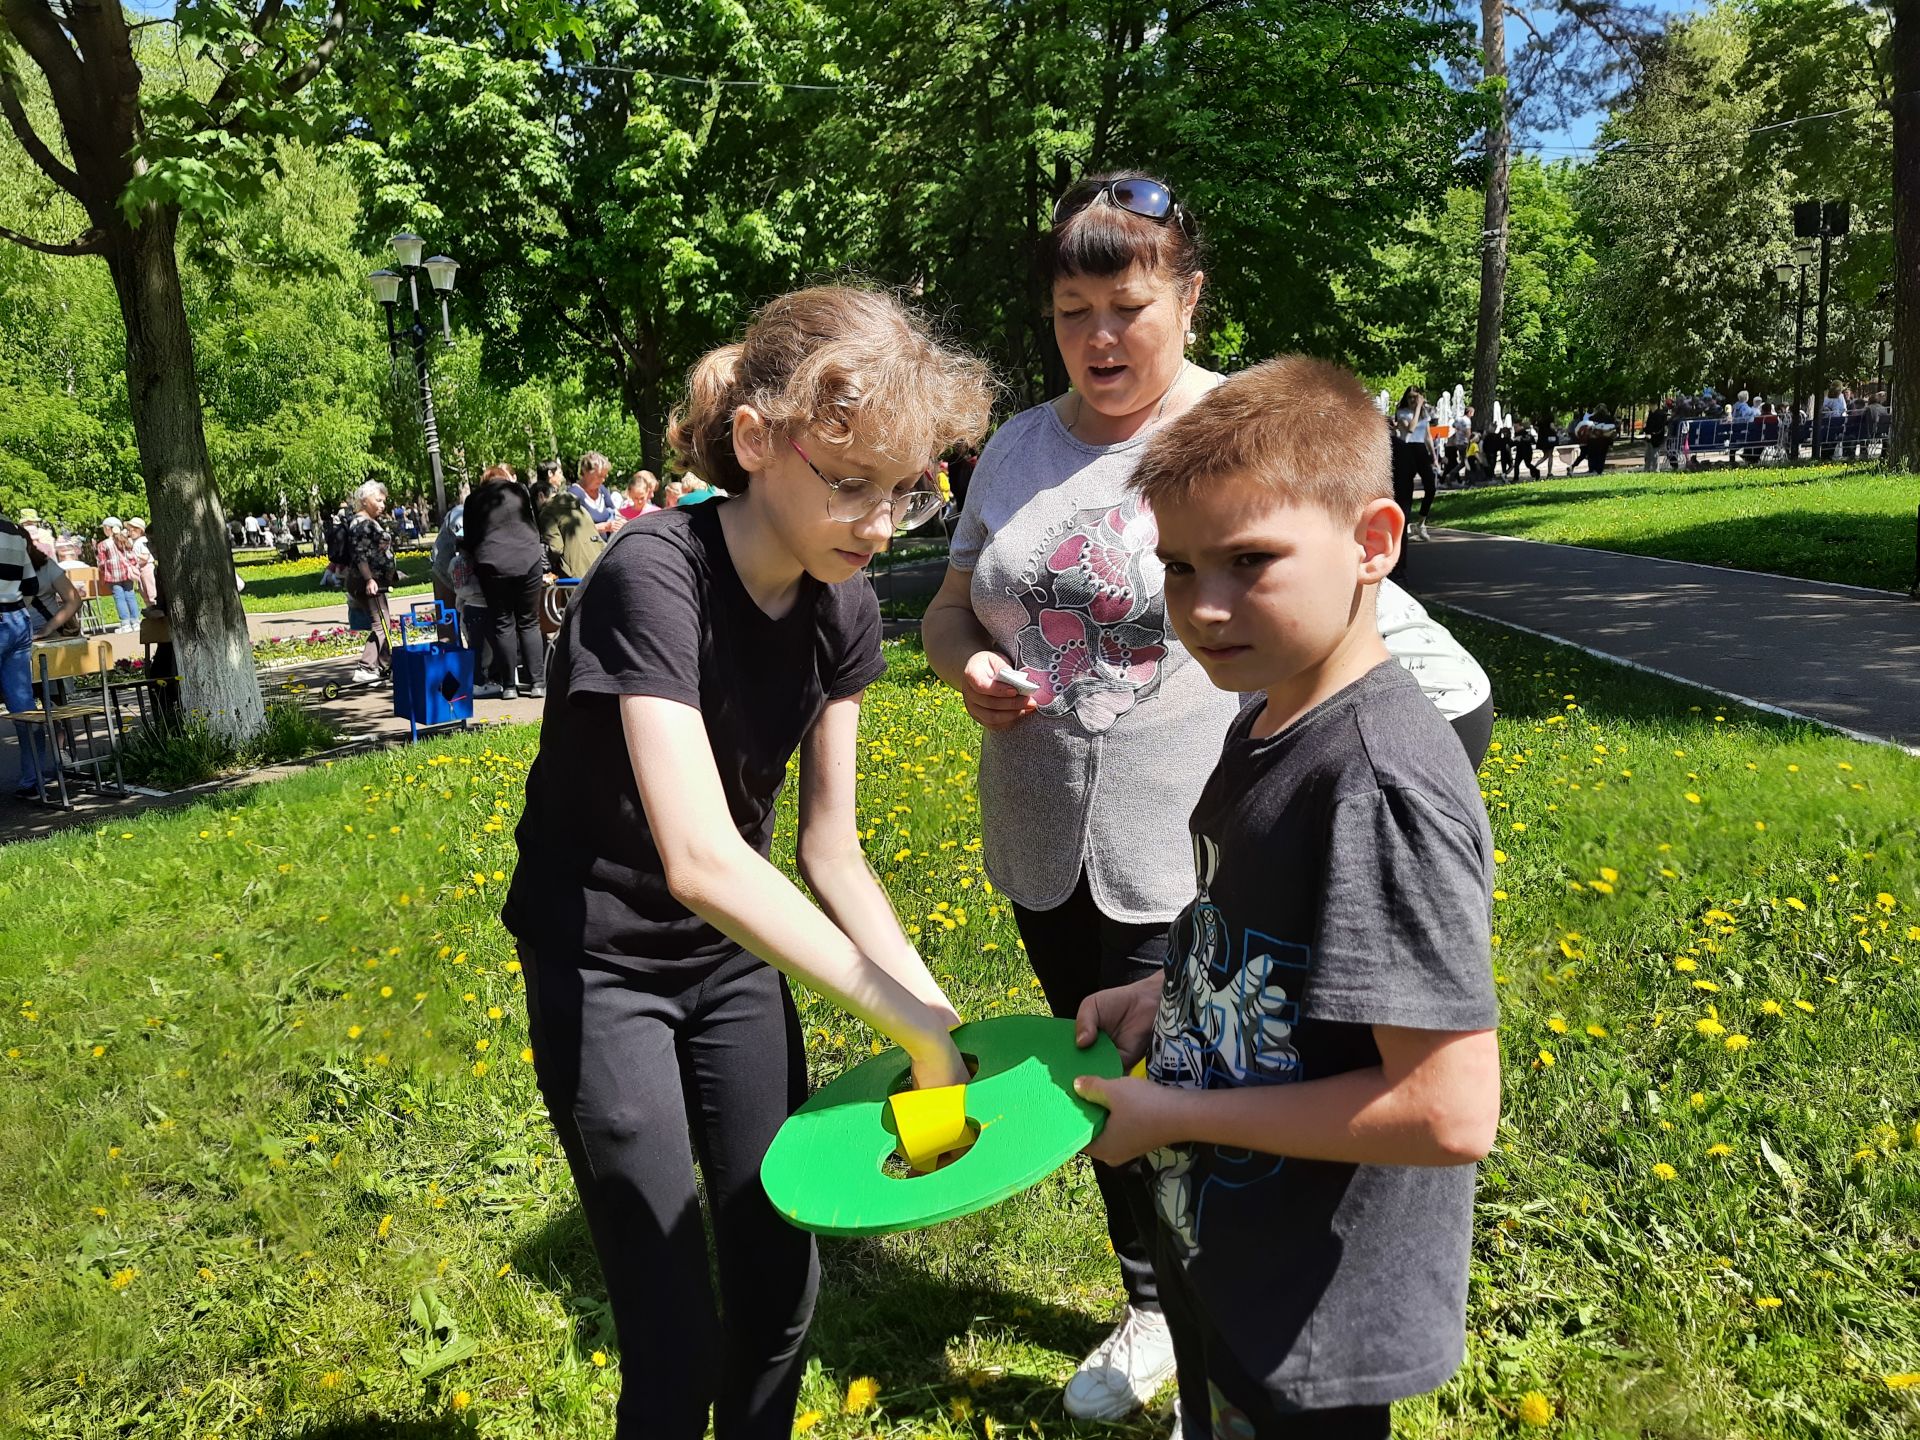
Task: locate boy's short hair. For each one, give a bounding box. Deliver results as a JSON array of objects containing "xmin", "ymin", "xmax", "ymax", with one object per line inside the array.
[{"xmin": 1130, "ymin": 355, "xmax": 1391, "ymax": 517}]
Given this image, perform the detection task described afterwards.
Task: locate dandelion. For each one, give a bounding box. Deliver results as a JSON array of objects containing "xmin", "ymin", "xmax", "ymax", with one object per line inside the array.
[
  {"xmin": 1695, "ymin": 1017, "xmax": 1725, "ymax": 1039},
  {"xmin": 1724, "ymin": 1034, "xmax": 1750, "ymax": 1052},
  {"xmin": 377, "ymin": 1214, "xmax": 393, "ymax": 1241},
  {"xmin": 1754, "ymin": 1296, "xmax": 1783, "ymax": 1310},
  {"xmin": 1546, "ymin": 1016, "xmax": 1568, "ymax": 1034},
  {"xmin": 108, "ymin": 1267, "xmax": 137, "ymax": 1289},
  {"xmin": 1674, "ymin": 958, "xmax": 1697, "ymax": 972},
  {"xmin": 1537, "ymin": 1049, "xmax": 1556, "ymax": 1068},
  {"xmin": 1793, "ymin": 999, "xmax": 1816, "ymax": 1014},
  {"xmin": 591, "ymin": 1351, "xmax": 607, "ymax": 1368},
  {"xmin": 844, "ymin": 1375, "xmax": 880, "ymax": 1414},
  {"xmin": 1885, "ymin": 1374, "xmax": 1920, "ymax": 1390},
  {"xmin": 1517, "ymin": 1390, "xmax": 1555, "ymax": 1427},
  {"xmin": 1705, "ymin": 1143, "xmax": 1734, "ymax": 1157},
  {"xmin": 450, "ymin": 1391, "xmax": 471, "ymax": 1410},
  {"xmin": 1759, "ymin": 1000, "xmax": 1783, "ymax": 1016},
  {"xmin": 1586, "ymin": 1024, "xmax": 1609, "ymax": 1038},
  {"xmin": 1685, "ymin": 792, "xmax": 1701, "ymax": 805},
  {"xmin": 793, "ymin": 1411, "xmax": 824, "ymax": 1433}
]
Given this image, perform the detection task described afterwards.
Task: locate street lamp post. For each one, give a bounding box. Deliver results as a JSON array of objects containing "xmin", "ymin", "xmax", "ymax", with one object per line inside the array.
[
  {"xmin": 1775, "ymin": 246, "xmax": 1815, "ymax": 461},
  {"xmin": 369, "ymin": 232, "xmax": 460, "ymax": 523}
]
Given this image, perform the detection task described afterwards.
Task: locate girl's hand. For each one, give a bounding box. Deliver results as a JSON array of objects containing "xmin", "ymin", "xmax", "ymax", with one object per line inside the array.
[
  {"xmin": 960, "ymin": 650, "xmax": 1037, "ymax": 730},
  {"xmin": 1074, "ymin": 1074, "xmax": 1186, "ymax": 1166},
  {"xmin": 909, "ymin": 1025, "xmax": 972, "ymax": 1091}
]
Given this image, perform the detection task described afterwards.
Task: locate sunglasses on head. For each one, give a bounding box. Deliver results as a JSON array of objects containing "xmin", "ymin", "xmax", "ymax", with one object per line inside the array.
[{"xmin": 1050, "ymin": 176, "xmax": 1192, "ymax": 235}]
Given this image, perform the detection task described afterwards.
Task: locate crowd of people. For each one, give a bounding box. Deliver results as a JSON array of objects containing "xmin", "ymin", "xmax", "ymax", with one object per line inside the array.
[
  {"xmin": 336, "ymin": 457, "xmax": 732, "ymax": 692},
  {"xmin": 4, "ymin": 508, "xmax": 157, "ymax": 633}
]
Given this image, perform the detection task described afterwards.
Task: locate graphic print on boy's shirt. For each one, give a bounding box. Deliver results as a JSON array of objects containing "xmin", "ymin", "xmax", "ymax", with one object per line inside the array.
[
  {"xmin": 1006, "ymin": 494, "xmax": 1166, "ymax": 734},
  {"xmin": 1145, "ymin": 831, "xmax": 1307, "ymax": 1255},
  {"xmin": 1133, "ymin": 661, "xmax": 1498, "ymax": 1405}
]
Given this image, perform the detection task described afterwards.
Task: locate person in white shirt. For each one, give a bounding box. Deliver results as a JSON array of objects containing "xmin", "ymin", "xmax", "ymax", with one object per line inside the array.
[{"xmin": 1819, "ymin": 386, "xmax": 1848, "ymax": 458}]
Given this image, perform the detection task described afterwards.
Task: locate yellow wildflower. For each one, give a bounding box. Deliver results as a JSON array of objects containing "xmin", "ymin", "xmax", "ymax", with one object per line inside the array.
[
  {"xmin": 1651, "ymin": 1163, "xmax": 1678, "ymax": 1181},
  {"xmin": 844, "ymin": 1375, "xmax": 880, "ymax": 1414},
  {"xmin": 1517, "ymin": 1390, "xmax": 1555, "ymax": 1427}
]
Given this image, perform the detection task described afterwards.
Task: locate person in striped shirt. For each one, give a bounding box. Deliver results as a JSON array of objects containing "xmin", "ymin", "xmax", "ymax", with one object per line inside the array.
[{"xmin": 2, "ymin": 511, "xmax": 82, "ymax": 799}]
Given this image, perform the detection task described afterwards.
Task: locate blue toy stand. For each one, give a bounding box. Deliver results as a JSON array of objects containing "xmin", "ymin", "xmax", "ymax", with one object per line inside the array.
[{"xmin": 391, "ymin": 600, "xmax": 474, "ymax": 742}]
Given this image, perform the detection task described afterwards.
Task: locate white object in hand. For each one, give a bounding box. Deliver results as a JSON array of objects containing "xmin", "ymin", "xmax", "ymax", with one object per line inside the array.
[{"xmin": 996, "ymin": 666, "xmax": 1040, "ymax": 695}]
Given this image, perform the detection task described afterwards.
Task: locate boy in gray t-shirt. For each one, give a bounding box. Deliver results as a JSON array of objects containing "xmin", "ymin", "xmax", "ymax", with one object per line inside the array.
[{"xmin": 1072, "ymin": 356, "xmax": 1500, "ymax": 1438}]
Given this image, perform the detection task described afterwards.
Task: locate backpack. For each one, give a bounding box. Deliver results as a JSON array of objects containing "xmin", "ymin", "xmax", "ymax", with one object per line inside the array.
[{"xmin": 326, "ymin": 520, "xmax": 349, "ymax": 565}]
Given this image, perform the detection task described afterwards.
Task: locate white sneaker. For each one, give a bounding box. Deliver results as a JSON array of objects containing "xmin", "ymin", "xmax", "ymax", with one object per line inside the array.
[
  {"xmin": 1418, "ymin": 521, "xmax": 1431, "ymax": 541},
  {"xmin": 1063, "ymin": 1306, "xmax": 1178, "ymax": 1420},
  {"xmin": 1169, "ymin": 1397, "xmax": 1183, "ymax": 1439},
  {"xmin": 349, "ymin": 666, "xmax": 383, "ymax": 684}
]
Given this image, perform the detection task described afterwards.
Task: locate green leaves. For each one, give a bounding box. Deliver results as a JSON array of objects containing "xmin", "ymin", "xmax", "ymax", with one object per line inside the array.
[{"xmin": 400, "ymin": 1284, "xmax": 480, "ymax": 1377}]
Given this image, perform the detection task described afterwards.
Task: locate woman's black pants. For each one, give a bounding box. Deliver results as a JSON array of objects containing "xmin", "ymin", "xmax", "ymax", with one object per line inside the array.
[
  {"xmin": 1012, "ymin": 875, "xmax": 1168, "ymax": 1314},
  {"xmin": 477, "ymin": 564, "xmax": 546, "ymax": 689},
  {"xmin": 520, "ymin": 946, "xmax": 817, "ymax": 1440}
]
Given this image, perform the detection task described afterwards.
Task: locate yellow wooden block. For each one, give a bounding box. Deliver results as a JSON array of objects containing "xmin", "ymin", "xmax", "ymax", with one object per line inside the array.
[
  {"xmin": 1129, "ymin": 1058, "xmax": 1147, "ymax": 1079},
  {"xmin": 888, "ymin": 1083, "xmax": 971, "ymax": 1173}
]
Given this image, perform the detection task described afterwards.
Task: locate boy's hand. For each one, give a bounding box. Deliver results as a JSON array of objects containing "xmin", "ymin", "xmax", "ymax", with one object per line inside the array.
[
  {"xmin": 1074, "ymin": 1074, "xmax": 1186, "ymax": 1166},
  {"xmin": 1075, "ymin": 974, "xmax": 1160, "ymax": 1070}
]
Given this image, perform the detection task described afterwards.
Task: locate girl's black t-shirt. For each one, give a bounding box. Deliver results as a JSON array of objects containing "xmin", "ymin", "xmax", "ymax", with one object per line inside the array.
[{"xmin": 501, "ymin": 502, "xmax": 886, "ymax": 972}]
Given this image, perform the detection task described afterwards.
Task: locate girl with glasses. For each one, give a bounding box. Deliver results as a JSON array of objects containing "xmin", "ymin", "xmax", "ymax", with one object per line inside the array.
[{"xmin": 503, "ymin": 285, "xmax": 990, "ymax": 1440}]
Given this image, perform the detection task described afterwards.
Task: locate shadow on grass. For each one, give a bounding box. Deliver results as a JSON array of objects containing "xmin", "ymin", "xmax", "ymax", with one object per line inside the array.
[
  {"xmin": 506, "ymin": 1203, "xmax": 1111, "ymax": 1400},
  {"xmin": 284, "ymin": 1422, "xmax": 474, "ymax": 1439}
]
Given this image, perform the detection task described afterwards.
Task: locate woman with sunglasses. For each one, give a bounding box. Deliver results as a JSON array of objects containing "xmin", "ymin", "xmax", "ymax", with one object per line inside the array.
[
  {"xmin": 503, "ymin": 285, "xmax": 990, "ymax": 1440},
  {"xmin": 923, "ymin": 172, "xmax": 1492, "ymax": 1431}
]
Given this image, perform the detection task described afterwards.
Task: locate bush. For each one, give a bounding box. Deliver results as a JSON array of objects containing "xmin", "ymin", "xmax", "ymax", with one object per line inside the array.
[{"xmin": 117, "ymin": 700, "xmax": 343, "ymax": 788}]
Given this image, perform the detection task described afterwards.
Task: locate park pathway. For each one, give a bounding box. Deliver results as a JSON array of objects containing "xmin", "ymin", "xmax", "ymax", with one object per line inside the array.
[{"xmin": 1403, "ymin": 529, "xmax": 1920, "ymax": 749}]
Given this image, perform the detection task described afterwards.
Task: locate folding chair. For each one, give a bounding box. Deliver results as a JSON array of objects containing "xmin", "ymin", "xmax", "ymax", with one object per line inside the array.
[{"xmin": 14, "ymin": 637, "xmax": 127, "ymax": 808}]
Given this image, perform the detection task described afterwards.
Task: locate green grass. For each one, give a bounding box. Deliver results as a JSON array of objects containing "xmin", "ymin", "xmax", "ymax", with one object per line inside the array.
[
  {"xmin": 238, "ymin": 554, "xmax": 436, "ymax": 614},
  {"xmin": 1436, "ymin": 462, "xmax": 1920, "ymax": 591},
  {"xmin": 3, "ymin": 627, "xmax": 1919, "ymax": 1437}
]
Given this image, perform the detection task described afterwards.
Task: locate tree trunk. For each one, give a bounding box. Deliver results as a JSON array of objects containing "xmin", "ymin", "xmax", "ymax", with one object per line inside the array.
[
  {"xmin": 1889, "ymin": 0, "xmax": 1920, "ymax": 473},
  {"xmin": 105, "ymin": 207, "xmax": 265, "ymax": 740},
  {"xmin": 1471, "ymin": 0, "xmax": 1511, "ymax": 427}
]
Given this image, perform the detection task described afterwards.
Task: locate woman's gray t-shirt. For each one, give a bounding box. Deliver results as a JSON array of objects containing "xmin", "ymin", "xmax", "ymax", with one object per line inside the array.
[
  {"xmin": 950, "ymin": 401, "xmax": 1241, "ymax": 920},
  {"xmin": 950, "ymin": 398, "xmax": 1493, "ymax": 924}
]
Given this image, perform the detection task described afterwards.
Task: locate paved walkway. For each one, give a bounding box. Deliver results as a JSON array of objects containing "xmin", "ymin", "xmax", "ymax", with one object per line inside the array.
[
  {"xmin": 1401, "ymin": 530, "xmax": 1920, "ymax": 748},
  {"xmin": 0, "ymin": 654, "xmax": 544, "ymax": 846}
]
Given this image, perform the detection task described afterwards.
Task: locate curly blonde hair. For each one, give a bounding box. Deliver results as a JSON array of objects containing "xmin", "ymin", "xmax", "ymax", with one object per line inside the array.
[{"xmin": 667, "ymin": 286, "xmax": 994, "ymax": 492}]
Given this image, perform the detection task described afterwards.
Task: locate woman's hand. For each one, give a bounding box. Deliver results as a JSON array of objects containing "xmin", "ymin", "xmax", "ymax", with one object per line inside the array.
[
  {"xmin": 960, "ymin": 650, "xmax": 1037, "ymax": 730},
  {"xmin": 364, "ymin": 577, "xmax": 379, "ymax": 597}
]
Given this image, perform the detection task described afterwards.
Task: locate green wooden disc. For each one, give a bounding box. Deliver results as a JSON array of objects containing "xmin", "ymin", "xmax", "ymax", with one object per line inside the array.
[{"xmin": 761, "ymin": 1015, "xmax": 1121, "ymax": 1237}]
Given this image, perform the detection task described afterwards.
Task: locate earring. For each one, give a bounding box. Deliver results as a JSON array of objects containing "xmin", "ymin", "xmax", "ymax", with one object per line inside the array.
[{"xmin": 1185, "ymin": 328, "xmax": 1197, "ymax": 346}]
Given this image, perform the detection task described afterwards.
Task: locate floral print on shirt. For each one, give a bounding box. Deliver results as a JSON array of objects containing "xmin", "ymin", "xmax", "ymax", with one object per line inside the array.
[{"xmin": 1008, "ymin": 495, "xmax": 1167, "ymax": 733}]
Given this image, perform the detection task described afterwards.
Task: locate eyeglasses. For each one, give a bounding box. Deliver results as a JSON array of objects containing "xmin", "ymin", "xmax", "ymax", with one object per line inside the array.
[
  {"xmin": 789, "ymin": 441, "xmax": 946, "ymax": 534},
  {"xmin": 1051, "ymin": 176, "xmax": 1192, "ymax": 235}
]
